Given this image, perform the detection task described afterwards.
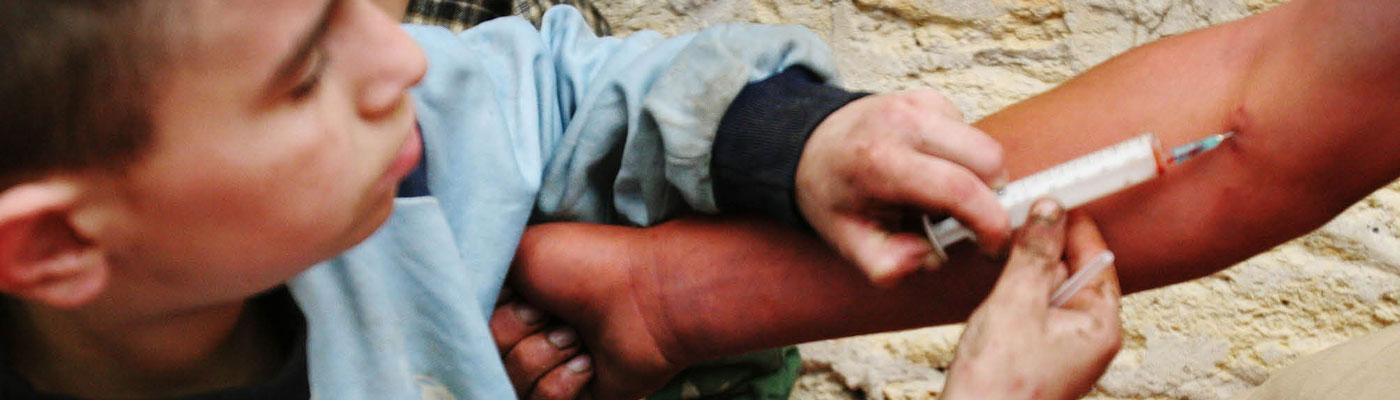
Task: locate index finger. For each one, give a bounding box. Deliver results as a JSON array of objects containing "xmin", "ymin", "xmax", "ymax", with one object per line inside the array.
[
  {"xmin": 909, "ymin": 116, "xmax": 1010, "ymax": 188},
  {"xmin": 491, "ymin": 302, "xmax": 549, "ymax": 355},
  {"xmin": 889, "ymin": 156, "xmax": 1012, "ymax": 252}
]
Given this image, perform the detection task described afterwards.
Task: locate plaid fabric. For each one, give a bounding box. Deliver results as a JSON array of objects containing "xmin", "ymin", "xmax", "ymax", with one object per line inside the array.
[{"xmin": 405, "ymin": 0, "xmax": 611, "ymax": 35}]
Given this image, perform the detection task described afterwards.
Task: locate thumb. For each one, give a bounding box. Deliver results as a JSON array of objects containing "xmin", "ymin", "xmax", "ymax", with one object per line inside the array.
[
  {"xmin": 827, "ymin": 217, "xmax": 932, "ymax": 286},
  {"xmin": 991, "ymin": 198, "xmax": 1068, "ymax": 304}
]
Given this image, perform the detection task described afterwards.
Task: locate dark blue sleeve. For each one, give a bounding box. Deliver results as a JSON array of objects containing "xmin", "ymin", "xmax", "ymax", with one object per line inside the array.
[
  {"xmin": 711, "ymin": 67, "xmax": 869, "ymax": 230},
  {"xmin": 396, "ymin": 124, "xmax": 431, "ymax": 198}
]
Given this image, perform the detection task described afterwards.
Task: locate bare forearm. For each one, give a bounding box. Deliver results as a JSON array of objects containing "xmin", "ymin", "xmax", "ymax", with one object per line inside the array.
[
  {"xmin": 510, "ymin": 0, "xmax": 1400, "ymax": 366},
  {"xmin": 513, "ymin": 218, "xmax": 1002, "ymax": 366},
  {"xmin": 979, "ymin": 0, "xmax": 1400, "ymax": 291},
  {"xmin": 650, "ymin": 0, "xmax": 1400, "ymax": 354},
  {"xmin": 633, "ymin": 218, "xmax": 1001, "ymax": 361}
]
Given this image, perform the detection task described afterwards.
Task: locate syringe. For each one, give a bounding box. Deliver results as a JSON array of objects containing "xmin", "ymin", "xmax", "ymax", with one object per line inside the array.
[{"xmin": 921, "ymin": 132, "xmax": 1233, "ymax": 265}]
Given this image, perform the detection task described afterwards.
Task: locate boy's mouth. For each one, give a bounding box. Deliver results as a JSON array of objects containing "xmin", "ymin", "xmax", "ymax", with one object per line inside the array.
[{"xmin": 377, "ymin": 123, "xmax": 423, "ymax": 194}]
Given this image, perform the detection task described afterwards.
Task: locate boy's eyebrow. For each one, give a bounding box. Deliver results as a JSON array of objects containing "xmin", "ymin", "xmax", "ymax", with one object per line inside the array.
[{"xmin": 269, "ymin": 0, "xmax": 339, "ymax": 88}]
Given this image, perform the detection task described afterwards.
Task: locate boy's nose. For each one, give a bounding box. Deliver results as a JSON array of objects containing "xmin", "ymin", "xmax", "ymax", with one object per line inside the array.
[{"xmin": 352, "ymin": 0, "xmax": 427, "ymax": 119}]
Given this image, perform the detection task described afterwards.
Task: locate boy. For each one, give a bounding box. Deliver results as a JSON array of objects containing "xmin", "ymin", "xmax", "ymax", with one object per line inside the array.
[{"xmin": 0, "ymin": 0, "xmax": 1012, "ymax": 398}]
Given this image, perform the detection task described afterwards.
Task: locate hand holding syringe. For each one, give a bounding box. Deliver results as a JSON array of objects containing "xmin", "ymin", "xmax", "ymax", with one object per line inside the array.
[{"xmin": 922, "ymin": 132, "xmax": 1232, "ymax": 301}]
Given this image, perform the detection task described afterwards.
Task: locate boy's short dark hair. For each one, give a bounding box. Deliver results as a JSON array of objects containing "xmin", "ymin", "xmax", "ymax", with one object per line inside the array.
[{"xmin": 0, "ymin": 0, "xmax": 173, "ymax": 189}]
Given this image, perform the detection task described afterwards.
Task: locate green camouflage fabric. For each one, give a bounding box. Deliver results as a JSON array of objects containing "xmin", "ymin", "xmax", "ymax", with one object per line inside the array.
[
  {"xmin": 401, "ymin": 2, "xmax": 802, "ymax": 398},
  {"xmin": 646, "ymin": 347, "xmax": 802, "ymax": 400}
]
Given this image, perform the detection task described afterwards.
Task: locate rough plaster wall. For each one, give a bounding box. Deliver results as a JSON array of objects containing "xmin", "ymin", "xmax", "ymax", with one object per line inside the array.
[{"xmin": 590, "ymin": 1, "xmax": 1400, "ymax": 399}]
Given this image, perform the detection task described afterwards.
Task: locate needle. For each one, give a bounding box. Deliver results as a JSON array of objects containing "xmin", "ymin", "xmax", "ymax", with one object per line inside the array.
[{"xmin": 1170, "ymin": 132, "xmax": 1235, "ymax": 164}]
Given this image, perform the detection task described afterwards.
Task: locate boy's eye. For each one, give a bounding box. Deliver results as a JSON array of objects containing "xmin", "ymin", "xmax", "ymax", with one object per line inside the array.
[{"xmin": 290, "ymin": 46, "xmax": 329, "ymax": 101}]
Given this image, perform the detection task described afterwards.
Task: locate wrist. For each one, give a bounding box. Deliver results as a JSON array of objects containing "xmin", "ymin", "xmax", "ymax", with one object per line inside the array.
[
  {"xmin": 941, "ymin": 359, "xmax": 1039, "ymax": 400},
  {"xmin": 711, "ymin": 67, "xmax": 868, "ymax": 230}
]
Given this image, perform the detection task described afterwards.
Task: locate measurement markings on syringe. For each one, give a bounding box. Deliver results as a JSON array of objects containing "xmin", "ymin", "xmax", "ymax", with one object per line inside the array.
[
  {"xmin": 996, "ymin": 135, "xmax": 1157, "ymax": 210},
  {"xmin": 922, "ymin": 132, "xmax": 1230, "ymax": 266}
]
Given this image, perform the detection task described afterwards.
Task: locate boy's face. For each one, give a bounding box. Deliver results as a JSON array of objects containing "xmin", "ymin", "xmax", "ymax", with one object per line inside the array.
[{"xmin": 85, "ymin": 0, "xmax": 426, "ymax": 311}]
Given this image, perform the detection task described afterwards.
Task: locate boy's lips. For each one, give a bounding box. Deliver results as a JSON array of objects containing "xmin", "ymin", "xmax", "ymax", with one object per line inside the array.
[{"xmin": 379, "ymin": 124, "xmax": 423, "ymax": 191}]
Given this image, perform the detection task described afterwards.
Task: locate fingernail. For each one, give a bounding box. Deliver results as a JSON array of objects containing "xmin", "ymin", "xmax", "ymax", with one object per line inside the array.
[
  {"xmin": 547, "ymin": 328, "xmax": 578, "ymax": 349},
  {"xmin": 990, "ymin": 170, "xmax": 1011, "ymax": 189},
  {"xmin": 513, "ymin": 303, "xmax": 544, "ymax": 326},
  {"xmin": 922, "ymin": 251, "xmax": 945, "ymax": 271},
  {"xmin": 566, "ymin": 355, "xmax": 592, "ymax": 373},
  {"xmin": 869, "ymin": 258, "xmax": 903, "ymax": 286},
  {"xmin": 1029, "ymin": 198, "xmax": 1063, "ymax": 223}
]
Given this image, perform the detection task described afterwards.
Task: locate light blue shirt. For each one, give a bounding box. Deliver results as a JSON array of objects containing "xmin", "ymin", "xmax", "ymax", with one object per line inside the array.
[{"xmin": 288, "ymin": 7, "xmax": 841, "ymax": 399}]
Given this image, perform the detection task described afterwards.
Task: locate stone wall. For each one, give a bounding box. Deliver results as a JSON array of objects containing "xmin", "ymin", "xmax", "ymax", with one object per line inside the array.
[{"xmin": 588, "ymin": 1, "xmax": 1400, "ymax": 399}]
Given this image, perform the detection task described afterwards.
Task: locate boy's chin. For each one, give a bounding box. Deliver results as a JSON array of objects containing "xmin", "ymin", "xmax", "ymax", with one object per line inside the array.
[{"xmin": 337, "ymin": 190, "xmax": 398, "ymax": 249}]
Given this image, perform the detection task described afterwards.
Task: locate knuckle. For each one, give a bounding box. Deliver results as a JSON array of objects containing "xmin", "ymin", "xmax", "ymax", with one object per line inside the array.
[
  {"xmin": 1012, "ymin": 237, "xmax": 1058, "ymax": 265},
  {"xmin": 941, "ymin": 101, "xmax": 965, "ymax": 122},
  {"xmin": 504, "ymin": 353, "xmax": 532, "ymax": 376},
  {"xmin": 978, "ymin": 142, "xmax": 1007, "ymax": 175},
  {"xmin": 489, "ymin": 321, "xmax": 513, "ymax": 349},
  {"xmin": 532, "ymin": 379, "xmax": 572, "ymax": 400},
  {"xmin": 490, "ymin": 324, "xmax": 510, "ymax": 349},
  {"xmin": 493, "ymin": 328, "xmax": 532, "ymax": 354},
  {"xmin": 506, "ymin": 343, "xmax": 553, "ymax": 377},
  {"xmin": 885, "ymin": 93, "xmax": 923, "ymax": 112},
  {"xmin": 849, "ymin": 145, "xmax": 878, "ymax": 181},
  {"xmin": 874, "ymin": 96, "xmax": 922, "ymax": 131},
  {"xmin": 936, "ymin": 169, "xmax": 983, "ymax": 205},
  {"xmin": 850, "ymin": 136, "xmax": 879, "ymax": 162},
  {"xmin": 1098, "ymin": 327, "xmax": 1124, "ymax": 356},
  {"xmin": 1089, "ymin": 312, "xmax": 1123, "ymax": 351},
  {"xmin": 915, "ymin": 90, "xmax": 963, "ymax": 120},
  {"xmin": 852, "ymin": 145, "xmax": 897, "ymax": 185},
  {"xmin": 985, "ymin": 211, "xmax": 1012, "ymax": 236}
]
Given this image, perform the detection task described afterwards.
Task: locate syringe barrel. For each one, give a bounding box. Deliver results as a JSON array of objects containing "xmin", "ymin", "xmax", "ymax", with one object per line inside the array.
[{"xmin": 923, "ymin": 133, "xmax": 1166, "ymax": 263}]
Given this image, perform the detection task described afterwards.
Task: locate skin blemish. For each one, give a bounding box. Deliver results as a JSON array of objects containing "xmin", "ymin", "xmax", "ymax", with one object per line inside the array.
[{"xmin": 1228, "ymin": 104, "xmax": 1251, "ymax": 144}]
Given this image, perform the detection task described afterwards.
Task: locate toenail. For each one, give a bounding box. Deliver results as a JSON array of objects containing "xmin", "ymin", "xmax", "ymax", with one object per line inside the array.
[
  {"xmin": 547, "ymin": 328, "xmax": 578, "ymax": 349},
  {"xmin": 566, "ymin": 355, "xmax": 591, "ymax": 373},
  {"xmin": 513, "ymin": 303, "xmax": 544, "ymax": 325}
]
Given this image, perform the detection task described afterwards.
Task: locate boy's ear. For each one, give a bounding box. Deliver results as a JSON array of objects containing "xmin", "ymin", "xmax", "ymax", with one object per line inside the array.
[{"xmin": 0, "ymin": 181, "xmax": 108, "ymax": 309}]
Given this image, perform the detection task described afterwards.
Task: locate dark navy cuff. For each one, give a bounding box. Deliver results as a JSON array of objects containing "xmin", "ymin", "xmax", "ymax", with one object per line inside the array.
[
  {"xmin": 712, "ymin": 67, "xmax": 870, "ymax": 230},
  {"xmin": 395, "ymin": 124, "xmax": 431, "ymax": 198}
]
